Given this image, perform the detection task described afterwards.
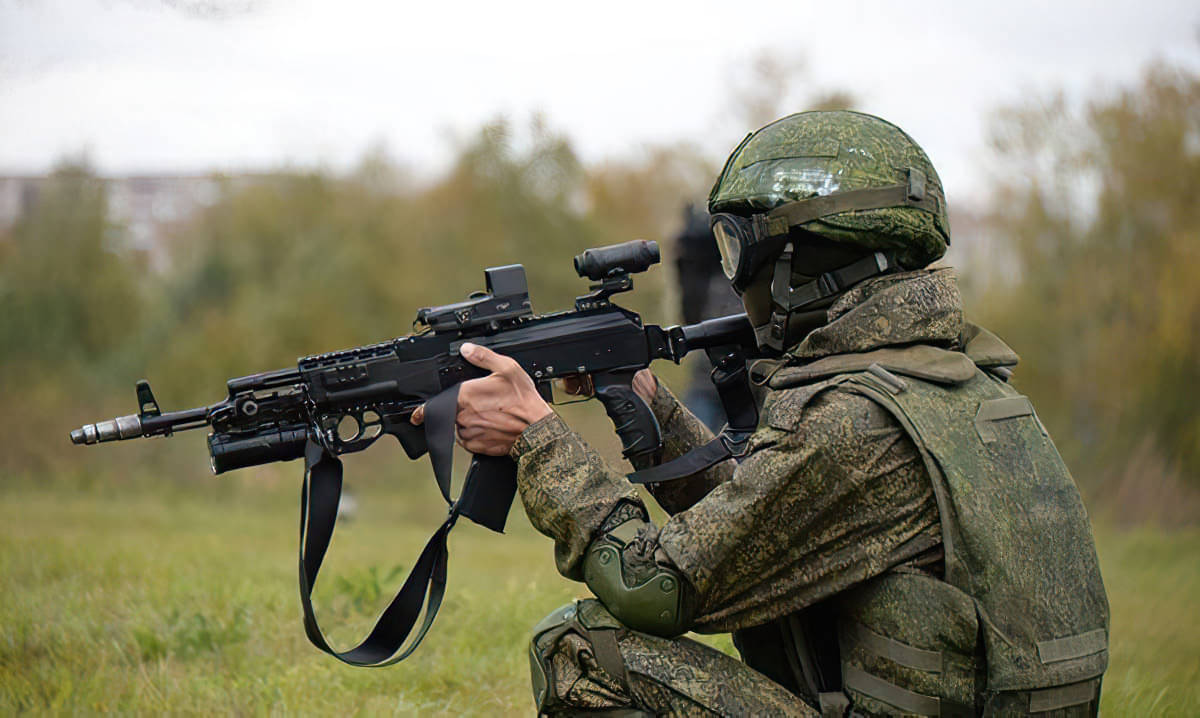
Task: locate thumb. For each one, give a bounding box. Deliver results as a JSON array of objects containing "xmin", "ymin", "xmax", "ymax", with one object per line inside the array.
[{"xmin": 459, "ymin": 342, "xmax": 513, "ymax": 373}]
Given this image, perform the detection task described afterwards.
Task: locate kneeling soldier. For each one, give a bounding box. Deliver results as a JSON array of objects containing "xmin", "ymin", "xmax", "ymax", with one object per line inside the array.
[{"xmin": 443, "ymin": 111, "xmax": 1109, "ymax": 717}]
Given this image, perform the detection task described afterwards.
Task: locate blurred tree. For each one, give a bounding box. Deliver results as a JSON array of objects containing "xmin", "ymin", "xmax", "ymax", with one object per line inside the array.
[
  {"xmin": 149, "ymin": 116, "xmax": 622, "ymax": 404},
  {"xmin": 0, "ymin": 161, "xmax": 144, "ymax": 367},
  {"xmin": 724, "ymin": 49, "xmax": 859, "ymax": 131},
  {"xmin": 419, "ymin": 115, "xmax": 603, "ymax": 310},
  {"xmin": 975, "ymin": 62, "xmax": 1200, "ymax": 517}
]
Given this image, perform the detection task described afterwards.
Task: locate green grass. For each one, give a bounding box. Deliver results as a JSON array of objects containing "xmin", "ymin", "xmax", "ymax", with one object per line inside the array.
[{"xmin": 1, "ymin": 474, "xmax": 1196, "ymax": 715}]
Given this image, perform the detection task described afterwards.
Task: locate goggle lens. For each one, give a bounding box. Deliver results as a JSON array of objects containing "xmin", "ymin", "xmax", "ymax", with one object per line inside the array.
[{"xmin": 711, "ymin": 215, "xmax": 745, "ymax": 281}]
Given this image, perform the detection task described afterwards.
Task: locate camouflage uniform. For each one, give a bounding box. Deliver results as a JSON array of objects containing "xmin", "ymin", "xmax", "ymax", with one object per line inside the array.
[{"xmin": 512, "ymin": 110, "xmax": 1108, "ymax": 716}]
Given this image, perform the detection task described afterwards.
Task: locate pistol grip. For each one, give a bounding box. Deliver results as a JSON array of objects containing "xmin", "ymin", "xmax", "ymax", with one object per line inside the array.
[{"xmin": 594, "ymin": 373, "xmax": 662, "ymax": 460}]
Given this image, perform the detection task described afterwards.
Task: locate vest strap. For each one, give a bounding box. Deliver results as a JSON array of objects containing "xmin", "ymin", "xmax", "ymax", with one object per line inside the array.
[
  {"xmin": 843, "ymin": 664, "xmax": 944, "ymax": 716},
  {"xmin": 866, "ymin": 363, "xmax": 909, "ymax": 395},
  {"xmin": 1028, "ymin": 678, "xmax": 1099, "ymax": 712},
  {"xmin": 843, "ymin": 664, "xmax": 976, "ymax": 717},
  {"xmin": 844, "ymin": 620, "xmax": 943, "ymax": 673},
  {"xmin": 974, "ymin": 395, "xmax": 1036, "ymax": 443},
  {"xmin": 1037, "ymin": 629, "xmax": 1107, "ymax": 664}
]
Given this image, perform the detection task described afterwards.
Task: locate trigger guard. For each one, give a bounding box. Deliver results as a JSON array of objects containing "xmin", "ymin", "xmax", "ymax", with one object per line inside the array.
[{"xmin": 318, "ymin": 409, "xmax": 388, "ymax": 454}]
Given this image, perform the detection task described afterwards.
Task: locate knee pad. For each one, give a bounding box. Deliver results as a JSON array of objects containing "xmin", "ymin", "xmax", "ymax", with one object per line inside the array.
[{"xmin": 528, "ymin": 600, "xmax": 630, "ymax": 714}]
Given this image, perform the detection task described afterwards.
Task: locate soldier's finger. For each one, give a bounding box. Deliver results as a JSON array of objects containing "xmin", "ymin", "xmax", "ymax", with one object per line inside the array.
[
  {"xmin": 456, "ymin": 424, "xmax": 486, "ymax": 441},
  {"xmin": 460, "ymin": 343, "xmax": 516, "ymax": 374},
  {"xmin": 464, "ymin": 411, "xmax": 527, "ymax": 433},
  {"xmin": 632, "ymin": 369, "xmax": 657, "ymax": 404},
  {"xmin": 409, "ymin": 403, "xmax": 425, "ymax": 425}
]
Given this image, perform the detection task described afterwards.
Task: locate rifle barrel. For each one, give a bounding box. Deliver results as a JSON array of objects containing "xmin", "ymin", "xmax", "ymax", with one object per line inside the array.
[{"xmin": 70, "ymin": 405, "xmax": 212, "ymax": 445}]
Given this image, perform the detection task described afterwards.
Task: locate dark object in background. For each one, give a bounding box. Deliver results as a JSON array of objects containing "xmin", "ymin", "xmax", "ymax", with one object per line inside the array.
[
  {"xmin": 674, "ymin": 204, "xmax": 745, "ymax": 430},
  {"xmin": 69, "ymin": 240, "xmax": 758, "ymax": 668}
]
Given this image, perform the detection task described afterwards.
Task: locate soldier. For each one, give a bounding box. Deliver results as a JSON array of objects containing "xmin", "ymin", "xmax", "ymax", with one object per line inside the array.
[{"xmin": 440, "ymin": 111, "xmax": 1109, "ymax": 716}]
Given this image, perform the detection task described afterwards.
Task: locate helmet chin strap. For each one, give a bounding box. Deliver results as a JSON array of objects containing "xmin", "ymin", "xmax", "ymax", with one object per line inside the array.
[
  {"xmin": 751, "ymin": 308, "xmax": 829, "ymax": 352},
  {"xmin": 757, "ymin": 244, "xmax": 898, "ymax": 353}
]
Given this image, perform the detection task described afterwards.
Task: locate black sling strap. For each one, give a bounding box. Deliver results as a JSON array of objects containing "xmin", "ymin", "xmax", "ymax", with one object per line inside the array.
[
  {"xmin": 627, "ymin": 434, "xmax": 737, "ymax": 485},
  {"xmin": 298, "ymin": 383, "xmax": 518, "ymax": 666},
  {"xmin": 628, "ymin": 344, "xmax": 759, "ymax": 485}
]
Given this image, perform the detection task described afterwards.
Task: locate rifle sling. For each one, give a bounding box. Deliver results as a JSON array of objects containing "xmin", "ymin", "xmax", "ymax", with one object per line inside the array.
[
  {"xmin": 298, "ymin": 382, "xmax": 517, "ymax": 667},
  {"xmin": 627, "ymin": 436, "xmax": 732, "ymax": 484},
  {"xmin": 628, "ymin": 345, "xmax": 758, "ymax": 485}
]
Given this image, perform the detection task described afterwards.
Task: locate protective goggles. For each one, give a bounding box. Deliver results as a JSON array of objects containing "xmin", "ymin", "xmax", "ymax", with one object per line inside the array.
[
  {"xmin": 710, "ymin": 169, "xmax": 939, "ymax": 293},
  {"xmin": 710, "ymin": 212, "xmax": 790, "ymax": 293}
]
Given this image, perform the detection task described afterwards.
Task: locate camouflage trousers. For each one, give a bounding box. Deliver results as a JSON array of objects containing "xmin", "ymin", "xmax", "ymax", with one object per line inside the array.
[{"xmin": 528, "ymin": 600, "xmax": 817, "ymax": 717}]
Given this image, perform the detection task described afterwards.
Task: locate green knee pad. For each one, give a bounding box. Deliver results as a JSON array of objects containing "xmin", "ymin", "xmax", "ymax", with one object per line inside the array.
[
  {"xmin": 528, "ymin": 600, "xmax": 633, "ymax": 715},
  {"xmin": 582, "ymin": 534, "xmax": 688, "ymax": 638},
  {"xmin": 529, "ymin": 603, "xmax": 577, "ymax": 711}
]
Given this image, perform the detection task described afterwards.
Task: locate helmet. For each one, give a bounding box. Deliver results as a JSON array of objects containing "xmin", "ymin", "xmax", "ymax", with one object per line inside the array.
[
  {"xmin": 709, "ymin": 110, "xmax": 949, "ymax": 280},
  {"xmin": 706, "ymin": 111, "xmax": 950, "ymax": 350}
]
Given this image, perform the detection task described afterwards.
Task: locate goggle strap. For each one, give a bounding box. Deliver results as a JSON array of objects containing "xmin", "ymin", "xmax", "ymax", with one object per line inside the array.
[{"xmin": 765, "ymin": 169, "xmax": 938, "ymax": 232}]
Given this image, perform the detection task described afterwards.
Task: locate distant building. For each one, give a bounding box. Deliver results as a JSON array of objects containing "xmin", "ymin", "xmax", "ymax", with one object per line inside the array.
[
  {"xmin": 0, "ymin": 173, "xmax": 260, "ymax": 268},
  {"xmin": 0, "ymin": 176, "xmax": 41, "ymax": 228}
]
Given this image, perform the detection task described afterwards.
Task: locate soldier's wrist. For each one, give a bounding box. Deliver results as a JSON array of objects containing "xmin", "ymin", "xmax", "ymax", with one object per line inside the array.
[{"xmin": 649, "ymin": 379, "xmax": 683, "ymax": 426}]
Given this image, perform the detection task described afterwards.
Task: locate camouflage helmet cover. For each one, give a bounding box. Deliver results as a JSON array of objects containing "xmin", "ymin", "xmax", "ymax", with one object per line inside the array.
[{"xmin": 708, "ymin": 110, "xmax": 950, "ymax": 269}]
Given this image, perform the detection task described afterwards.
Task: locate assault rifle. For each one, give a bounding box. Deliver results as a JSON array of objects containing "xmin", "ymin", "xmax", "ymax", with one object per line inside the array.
[{"xmin": 69, "ymin": 239, "xmax": 758, "ymax": 666}]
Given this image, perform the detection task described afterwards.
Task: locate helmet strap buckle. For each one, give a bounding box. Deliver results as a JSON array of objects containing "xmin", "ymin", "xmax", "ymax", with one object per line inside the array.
[
  {"xmin": 759, "ymin": 249, "xmax": 899, "ymax": 353},
  {"xmin": 757, "ymin": 241, "xmax": 796, "ymax": 353}
]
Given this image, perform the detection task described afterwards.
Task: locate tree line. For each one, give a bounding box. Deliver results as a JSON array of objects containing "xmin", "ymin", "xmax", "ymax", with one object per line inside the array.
[{"xmin": 2, "ymin": 63, "xmax": 1195, "ymax": 523}]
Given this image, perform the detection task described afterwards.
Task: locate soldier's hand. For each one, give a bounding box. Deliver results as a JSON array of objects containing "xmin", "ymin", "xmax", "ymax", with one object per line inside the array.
[
  {"xmin": 409, "ymin": 342, "xmax": 552, "ymax": 456},
  {"xmin": 633, "ymin": 369, "xmax": 657, "ymax": 406}
]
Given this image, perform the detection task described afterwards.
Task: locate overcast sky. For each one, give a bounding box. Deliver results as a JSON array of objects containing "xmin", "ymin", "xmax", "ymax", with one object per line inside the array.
[{"xmin": 1, "ymin": 0, "xmax": 1197, "ymax": 201}]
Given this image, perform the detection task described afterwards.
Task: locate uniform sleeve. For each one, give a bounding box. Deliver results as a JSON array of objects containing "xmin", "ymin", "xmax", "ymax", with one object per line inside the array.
[
  {"xmin": 511, "ymin": 384, "xmax": 942, "ymax": 633},
  {"xmin": 511, "ymin": 412, "xmax": 644, "ymax": 581},
  {"xmin": 632, "ymin": 379, "xmax": 735, "ymax": 514},
  {"xmin": 656, "ymin": 385, "xmax": 942, "ymax": 632}
]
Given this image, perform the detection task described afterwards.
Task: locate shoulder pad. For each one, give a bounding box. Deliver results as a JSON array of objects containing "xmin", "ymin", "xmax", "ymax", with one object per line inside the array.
[
  {"xmin": 769, "ymin": 345, "xmax": 976, "ymax": 389},
  {"xmin": 960, "ymin": 323, "xmax": 1020, "ymax": 369}
]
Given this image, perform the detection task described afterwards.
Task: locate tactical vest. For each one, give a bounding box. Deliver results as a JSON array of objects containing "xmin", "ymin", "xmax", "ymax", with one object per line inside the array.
[{"xmin": 750, "ymin": 326, "xmax": 1109, "ymax": 717}]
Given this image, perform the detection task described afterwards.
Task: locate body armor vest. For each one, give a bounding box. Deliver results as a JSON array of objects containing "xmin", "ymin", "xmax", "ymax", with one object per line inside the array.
[{"xmin": 743, "ymin": 332, "xmax": 1109, "ymax": 716}]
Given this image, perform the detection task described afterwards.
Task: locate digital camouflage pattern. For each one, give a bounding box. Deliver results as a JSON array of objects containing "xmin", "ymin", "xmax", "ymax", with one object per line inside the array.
[
  {"xmin": 838, "ymin": 366, "xmax": 1109, "ymax": 697},
  {"xmin": 707, "ymin": 111, "xmax": 950, "ymax": 269},
  {"xmin": 513, "ymin": 267, "xmax": 1106, "ymax": 715},
  {"xmin": 528, "ymin": 599, "xmax": 815, "ymax": 716},
  {"xmin": 788, "ymin": 268, "xmax": 964, "ymax": 361},
  {"xmin": 512, "ymin": 269, "xmax": 962, "ymax": 713}
]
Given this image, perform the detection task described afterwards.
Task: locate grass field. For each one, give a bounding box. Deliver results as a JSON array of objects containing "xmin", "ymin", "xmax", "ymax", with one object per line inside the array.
[{"xmin": 2, "ymin": 464, "xmax": 1197, "ymax": 716}]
